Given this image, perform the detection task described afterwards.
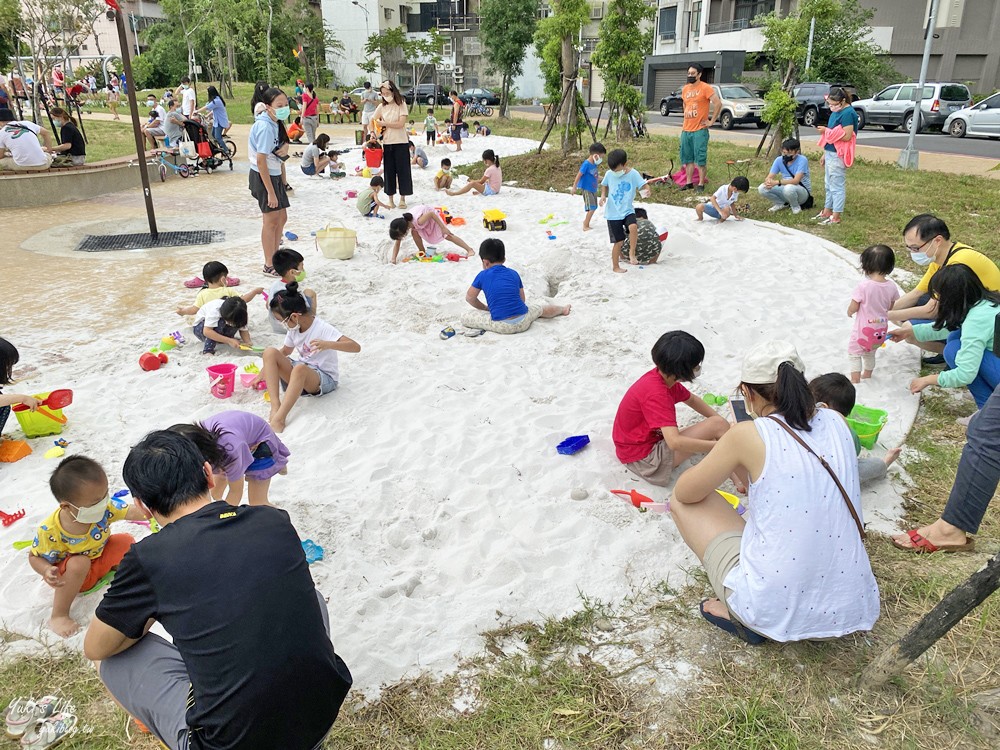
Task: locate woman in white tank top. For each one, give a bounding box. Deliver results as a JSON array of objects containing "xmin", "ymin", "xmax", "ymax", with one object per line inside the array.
[{"xmin": 671, "ymin": 340, "xmax": 879, "ymax": 643}]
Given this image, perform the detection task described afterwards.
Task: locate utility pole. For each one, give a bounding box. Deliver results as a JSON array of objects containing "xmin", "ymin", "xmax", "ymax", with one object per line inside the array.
[
  {"xmin": 898, "ymin": 0, "xmax": 940, "ymax": 170},
  {"xmin": 804, "ymin": 16, "xmax": 816, "ymax": 73}
]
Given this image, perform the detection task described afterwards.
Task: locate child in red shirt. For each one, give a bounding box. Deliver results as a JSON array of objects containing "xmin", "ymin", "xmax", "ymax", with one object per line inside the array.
[{"xmin": 612, "ymin": 330, "xmax": 736, "ymax": 487}]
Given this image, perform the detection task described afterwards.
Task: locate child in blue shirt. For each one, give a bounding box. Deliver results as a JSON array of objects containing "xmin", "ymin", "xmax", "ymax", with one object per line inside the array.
[
  {"xmin": 571, "ymin": 141, "xmax": 606, "ymax": 232},
  {"xmin": 599, "ymin": 148, "xmax": 650, "ymax": 273},
  {"xmin": 460, "ymin": 239, "xmax": 572, "ymax": 335}
]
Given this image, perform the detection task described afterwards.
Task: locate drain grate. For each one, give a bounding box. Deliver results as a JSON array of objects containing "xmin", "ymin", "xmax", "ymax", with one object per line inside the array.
[{"xmin": 75, "ymin": 230, "xmax": 226, "ymax": 252}]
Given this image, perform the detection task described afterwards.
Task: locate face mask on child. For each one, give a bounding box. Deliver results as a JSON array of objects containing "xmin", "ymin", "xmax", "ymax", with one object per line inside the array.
[
  {"xmin": 295, "ymin": 269, "xmax": 307, "ymax": 283},
  {"xmin": 594, "ymin": 156, "xmax": 603, "ymax": 165},
  {"xmin": 274, "ymin": 105, "xmax": 291, "ymax": 121},
  {"xmin": 71, "ymin": 498, "xmax": 108, "ymax": 524}
]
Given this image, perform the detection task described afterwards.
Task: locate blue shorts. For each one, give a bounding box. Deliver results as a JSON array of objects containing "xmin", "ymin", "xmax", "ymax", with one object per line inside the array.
[
  {"xmin": 702, "ymin": 204, "xmax": 722, "ymax": 219},
  {"xmin": 301, "ymin": 163, "xmax": 317, "ymax": 176},
  {"xmin": 483, "ymin": 184, "xmax": 498, "ymax": 197},
  {"xmin": 281, "ymin": 362, "xmax": 338, "ymax": 396}
]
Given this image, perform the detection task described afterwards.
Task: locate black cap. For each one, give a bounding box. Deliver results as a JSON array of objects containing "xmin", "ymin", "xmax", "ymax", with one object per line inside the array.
[{"xmin": 0, "ymin": 107, "xmax": 15, "ymax": 122}]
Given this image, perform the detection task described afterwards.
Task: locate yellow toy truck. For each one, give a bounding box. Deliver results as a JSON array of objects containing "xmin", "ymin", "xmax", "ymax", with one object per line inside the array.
[{"xmin": 483, "ymin": 209, "xmax": 507, "ymax": 231}]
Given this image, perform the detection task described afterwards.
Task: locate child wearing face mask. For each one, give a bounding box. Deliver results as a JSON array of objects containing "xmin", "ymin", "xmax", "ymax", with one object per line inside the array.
[
  {"xmin": 47, "ymin": 107, "xmax": 86, "ymax": 165},
  {"xmin": 571, "ymin": 141, "xmax": 606, "ymax": 231},
  {"xmin": 260, "ymin": 283, "xmax": 361, "ymax": 433},
  {"xmin": 28, "ymin": 456, "xmax": 146, "ymax": 637},
  {"xmin": 434, "ymin": 158, "xmax": 453, "ymax": 190}
]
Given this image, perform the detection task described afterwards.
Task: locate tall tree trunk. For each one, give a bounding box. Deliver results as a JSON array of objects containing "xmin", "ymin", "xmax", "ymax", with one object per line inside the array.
[
  {"xmin": 559, "ymin": 35, "xmax": 575, "ymax": 153},
  {"xmin": 500, "ymin": 73, "xmax": 509, "ymax": 119}
]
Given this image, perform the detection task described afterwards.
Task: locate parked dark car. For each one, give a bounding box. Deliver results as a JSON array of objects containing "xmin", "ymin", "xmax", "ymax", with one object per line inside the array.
[
  {"xmin": 403, "ymin": 84, "xmax": 451, "ymax": 106},
  {"xmin": 658, "ymin": 90, "xmax": 682, "ymax": 116},
  {"xmin": 459, "ymin": 88, "xmax": 500, "ymax": 105},
  {"xmin": 793, "ymin": 82, "xmax": 859, "ymax": 127}
]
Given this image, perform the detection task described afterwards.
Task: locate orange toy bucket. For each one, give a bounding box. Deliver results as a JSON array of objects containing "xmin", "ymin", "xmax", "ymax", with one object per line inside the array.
[{"xmin": 206, "ymin": 364, "xmax": 237, "ymax": 399}]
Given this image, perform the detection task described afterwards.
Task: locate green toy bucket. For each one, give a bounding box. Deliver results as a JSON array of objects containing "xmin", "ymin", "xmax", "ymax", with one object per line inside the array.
[
  {"xmin": 846, "ymin": 404, "xmax": 888, "ymax": 450},
  {"xmin": 14, "ymin": 392, "xmax": 66, "ymax": 438}
]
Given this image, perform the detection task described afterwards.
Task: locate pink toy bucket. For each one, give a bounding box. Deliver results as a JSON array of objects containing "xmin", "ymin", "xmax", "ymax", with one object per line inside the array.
[
  {"xmin": 206, "ymin": 364, "xmax": 237, "ymax": 399},
  {"xmin": 240, "ymin": 373, "xmax": 267, "ymax": 390}
]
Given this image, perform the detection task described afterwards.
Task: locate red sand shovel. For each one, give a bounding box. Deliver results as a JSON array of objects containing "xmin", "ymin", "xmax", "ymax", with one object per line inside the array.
[{"xmin": 11, "ymin": 389, "xmax": 73, "ymax": 424}]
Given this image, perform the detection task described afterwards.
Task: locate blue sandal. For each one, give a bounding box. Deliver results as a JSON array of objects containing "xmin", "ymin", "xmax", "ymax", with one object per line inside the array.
[{"xmin": 699, "ymin": 599, "xmax": 769, "ymax": 645}]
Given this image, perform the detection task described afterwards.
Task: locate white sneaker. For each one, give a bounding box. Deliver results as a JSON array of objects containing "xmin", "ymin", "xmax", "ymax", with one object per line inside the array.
[
  {"xmin": 768, "ymin": 204, "xmax": 788, "ymax": 212},
  {"xmin": 790, "ymin": 205, "xmax": 802, "ymax": 214}
]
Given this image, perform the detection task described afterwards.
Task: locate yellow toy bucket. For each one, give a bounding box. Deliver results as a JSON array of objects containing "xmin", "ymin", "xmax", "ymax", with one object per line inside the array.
[{"xmin": 13, "ymin": 392, "xmax": 67, "ymax": 438}]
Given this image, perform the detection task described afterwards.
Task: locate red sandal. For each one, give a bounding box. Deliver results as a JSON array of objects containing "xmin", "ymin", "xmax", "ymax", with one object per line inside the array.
[{"xmin": 891, "ymin": 529, "xmax": 975, "ymax": 553}]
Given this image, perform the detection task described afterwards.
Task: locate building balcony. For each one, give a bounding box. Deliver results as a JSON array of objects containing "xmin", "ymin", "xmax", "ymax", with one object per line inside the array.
[
  {"xmin": 705, "ymin": 18, "xmax": 750, "ymax": 35},
  {"xmin": 437, "ymin": 15, "xmax": 479, "ymax": 32}
]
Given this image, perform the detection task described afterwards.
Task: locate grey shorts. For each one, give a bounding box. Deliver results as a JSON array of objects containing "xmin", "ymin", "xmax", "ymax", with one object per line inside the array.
[
  {"xmin": 99, "ymin": 590, "xmax": 332, "ymax": 750},
  {"xmin": 624, "ymin": 440, "xmax": 675, "ymax": 486},
  {"xmin": 281, "ymin": 362, "xmax": 337, "ymax": 396}
]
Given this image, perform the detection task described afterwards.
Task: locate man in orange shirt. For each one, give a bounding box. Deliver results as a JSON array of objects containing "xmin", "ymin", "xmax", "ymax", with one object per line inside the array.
[{"xmin": 680, "ymin": 63, "xmax": 720, "ymax": 193}]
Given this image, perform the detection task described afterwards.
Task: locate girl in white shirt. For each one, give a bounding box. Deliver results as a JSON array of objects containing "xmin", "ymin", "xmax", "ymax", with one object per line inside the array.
[{"xmin": 259, "ymin": 283, "xmax": 361, "ymax": 434}]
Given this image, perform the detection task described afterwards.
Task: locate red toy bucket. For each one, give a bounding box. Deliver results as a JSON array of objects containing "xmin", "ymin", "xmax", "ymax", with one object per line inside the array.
[
  {"xmin": 206, "ymin": 364, "xmax": 237, "ymax": 399},
  {"xmin": 364, "ymin": 148, "xmax": 383, "ymax": 168}
]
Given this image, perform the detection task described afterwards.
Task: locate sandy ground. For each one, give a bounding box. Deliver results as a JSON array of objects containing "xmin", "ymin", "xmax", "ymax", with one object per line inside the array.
[{"xmin": 0, "ymin": 132, "xmax": 920, "ymax": 692}]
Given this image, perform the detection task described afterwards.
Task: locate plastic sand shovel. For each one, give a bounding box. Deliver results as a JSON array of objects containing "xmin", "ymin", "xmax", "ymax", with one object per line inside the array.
[
  {"xmin": 12, "ymin": 540, "xmax": 32, "ymax": 551},
  {"xmin": 239, "ymin": 344, "xmax": 266, "ymax": 352},
  {"xmin": 11, "ymin": 389, "xmax": 72, "ymax": 424},
  {"xmin": 611, "ymin": 489, "xmax": 668, "ymax": 513}
]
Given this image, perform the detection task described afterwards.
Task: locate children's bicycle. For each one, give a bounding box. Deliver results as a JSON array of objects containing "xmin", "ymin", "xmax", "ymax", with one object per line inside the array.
[
  {"xmin": 155, "ymin": 150, "xmax": 192, "ymax": 181},
  {"xmin": 466, "ymin": 101, "xmax": 493, "ymax": 118}
]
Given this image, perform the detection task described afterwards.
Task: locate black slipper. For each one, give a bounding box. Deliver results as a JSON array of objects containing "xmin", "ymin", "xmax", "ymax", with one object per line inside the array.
[{"xmin": 699, "ymin": 600, "xmax": 769, "ymax": 645}]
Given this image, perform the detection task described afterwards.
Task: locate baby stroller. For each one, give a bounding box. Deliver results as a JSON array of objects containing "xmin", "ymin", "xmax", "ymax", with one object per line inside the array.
[{"xmin": 179, "ymin": 119, "xmax": 233, "ymax": 174}]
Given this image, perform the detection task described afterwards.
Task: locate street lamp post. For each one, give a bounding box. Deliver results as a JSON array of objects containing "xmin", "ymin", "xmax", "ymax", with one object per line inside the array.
[{"xmin": 352, "ymin": 0, "xmax": 377, "ymax": 79}]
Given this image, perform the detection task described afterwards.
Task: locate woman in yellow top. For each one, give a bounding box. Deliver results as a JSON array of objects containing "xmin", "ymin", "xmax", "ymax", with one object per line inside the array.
[{"xmin": 373, "ymin": 81, "xmax": 412, "ymax": 209}]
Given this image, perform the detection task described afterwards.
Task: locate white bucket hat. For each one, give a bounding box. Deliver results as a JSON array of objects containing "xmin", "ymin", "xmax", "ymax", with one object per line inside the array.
[{"xmin": 741, "ymin": 340, "xmax": 805, "ymax": 384}]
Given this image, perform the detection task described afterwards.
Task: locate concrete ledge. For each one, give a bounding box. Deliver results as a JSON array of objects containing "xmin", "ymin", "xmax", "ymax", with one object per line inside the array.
[{"xmin": 0, "ymin": 152, "xmax": 171, "ymax": 209}]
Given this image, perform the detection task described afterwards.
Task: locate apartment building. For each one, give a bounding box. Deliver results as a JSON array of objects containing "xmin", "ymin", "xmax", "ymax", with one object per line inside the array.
[
  {"xmin": 16, "ymin": 0, "xmax": 166, "ymax": 82},
  {"xmin": 643, "ymin": 0, "xmax": 1000, "ymax": 107}
]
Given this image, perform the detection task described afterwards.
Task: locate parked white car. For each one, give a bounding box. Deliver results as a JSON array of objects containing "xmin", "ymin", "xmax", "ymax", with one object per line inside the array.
[{"xmin": 943, "ymin": 91, "xmax": 1000, "ymax": 139}]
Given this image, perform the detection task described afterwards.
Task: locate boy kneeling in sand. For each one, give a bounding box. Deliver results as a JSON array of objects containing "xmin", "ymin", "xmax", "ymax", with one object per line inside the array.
[
  {"xmin": 613, "ymin": 331, "xmax": 745, "ymax": 489},
  {"xmin": 461, "ymin": 239, "xmax": 571, "ymax": 335}
]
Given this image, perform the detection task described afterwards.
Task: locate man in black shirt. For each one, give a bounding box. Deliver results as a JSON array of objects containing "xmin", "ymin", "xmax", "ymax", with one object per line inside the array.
[{"xmin": 84, "ymin": 431, "xmax": 351, "ymax": 750}]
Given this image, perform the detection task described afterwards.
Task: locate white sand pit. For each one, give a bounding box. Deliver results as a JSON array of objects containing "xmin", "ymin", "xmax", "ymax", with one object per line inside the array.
[{"xmin": 0, "ymin": 134, "xmax": 920, "ymax": 691}]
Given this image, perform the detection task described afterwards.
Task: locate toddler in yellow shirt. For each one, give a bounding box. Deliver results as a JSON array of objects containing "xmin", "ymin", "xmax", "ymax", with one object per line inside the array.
[{"xmin": 28, "ymin": 456, "xmax": 146, "ymax": 637}]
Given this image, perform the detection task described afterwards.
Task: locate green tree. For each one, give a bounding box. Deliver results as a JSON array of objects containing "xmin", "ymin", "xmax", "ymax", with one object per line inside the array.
[
  {"xmin": 480, "ymin": 0, "xmax": 537, "ymax": 118},
  {"xmin": 365, "ymin": 27, "xmax": 407, "ymax": 84},
  {"xmin": 0, "ymin": 0, "xmax": 20, "ymax": 69},
  {"xmin": 591, "ymin": 0, "xmax": 653, "ymax": 139},
  {"xmin": 757, "ymin": 0, "xmax": 898, "ymax": 155},
  {"xmin": 404, "ymin": 28, "xmax": 443, "ymax": 87},
  {"xmin": 533, "ymin": 0, "xmax": 589, "ymax": 152}
]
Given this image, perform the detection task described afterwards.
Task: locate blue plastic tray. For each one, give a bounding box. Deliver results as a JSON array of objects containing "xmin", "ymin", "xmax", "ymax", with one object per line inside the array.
[{"xmin": 556, "ymin": 435, "xmax": 590, "ymax": 455}]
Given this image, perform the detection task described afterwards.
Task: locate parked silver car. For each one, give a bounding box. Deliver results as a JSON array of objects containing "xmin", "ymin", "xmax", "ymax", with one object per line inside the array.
[
  {"xmin": 943, "ymin": 92, "xmax": 1000, "ymax": 139},
  {"xmin": 852, "ymin": 82, "xmax": 972, "ymax": 132},
  {"xmin": 712, "ymin": 84, "xmax": 766, "ymax": 130}
]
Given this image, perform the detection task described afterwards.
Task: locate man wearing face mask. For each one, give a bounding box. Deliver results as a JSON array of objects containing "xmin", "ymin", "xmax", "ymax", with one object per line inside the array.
[
  {"xmin": 177, "ymin": 75, "xmax": 196, "ymax": 118},
  {"xmin": 889, "ymin": 214, "xmax": 1000, "ymax": 363},
  {"xmin": 757, "ymin": 138, "xmax": 811, "ymax": 214},
  {"xmin": 679, "ymin": 63, "xmax": 720, "ymax": 192}
]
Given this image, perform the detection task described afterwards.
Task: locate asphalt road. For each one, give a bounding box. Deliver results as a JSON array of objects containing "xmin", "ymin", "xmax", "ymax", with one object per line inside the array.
[{"xmin": 510, "ymin": 105, "xmax": 1000, "ymax": 159}]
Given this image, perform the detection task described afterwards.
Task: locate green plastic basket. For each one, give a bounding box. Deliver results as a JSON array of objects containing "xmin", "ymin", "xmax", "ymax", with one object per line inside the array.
[{"xmin": 846, "ymin": 404, "xmax": 888, "ymax": 450}]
